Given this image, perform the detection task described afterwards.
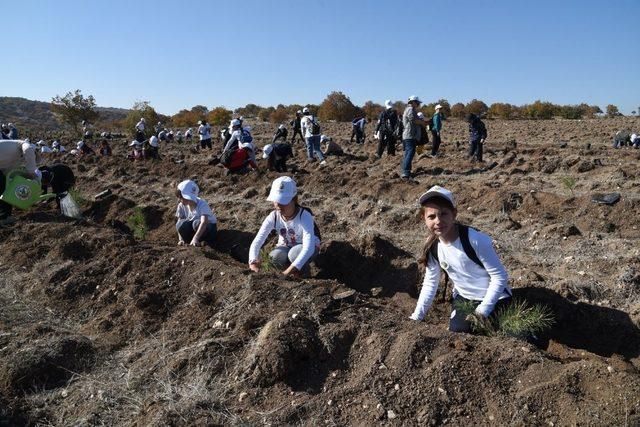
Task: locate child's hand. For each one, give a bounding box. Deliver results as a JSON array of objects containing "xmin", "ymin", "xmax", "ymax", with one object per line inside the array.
[
  {"xmin": 282, "ymin": 266, "xmax": 300, "ymax": 277},
  {"xmin": 177, "ymin": 239, "xmax": 185, "ymax": 246},
  {"xmin": 249, "ymin": 262, "xmax": 260, "ymax": 272},
  {"xmin": 190, "ymin": 238, "xmax": 200, "ymax": 247}
]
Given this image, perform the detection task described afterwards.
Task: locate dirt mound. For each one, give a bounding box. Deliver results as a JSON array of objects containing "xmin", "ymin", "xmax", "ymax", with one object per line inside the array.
[{"xmin": 0, "ymin": 118, "xmax": 639, "ymax": 424}]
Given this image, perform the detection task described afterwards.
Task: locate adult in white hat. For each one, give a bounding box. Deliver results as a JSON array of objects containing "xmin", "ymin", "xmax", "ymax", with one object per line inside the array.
[
  {"xmin": 175, "ymin": 179, "xmax": 217, "ymax": 246},
  {"xmin": 411, "ymin": 185, "xmax": 512, "ymax": 334},
  {"xmin": 375, "ymin": 100, "xmax": 399, "ymax": 158},
  {"xmin": 248, "ymin": 176, "xmax": 321, "ymax": 277},
  {"xmin": 401, "ymin": 95, "xmax": 428, "ymax": 179}
]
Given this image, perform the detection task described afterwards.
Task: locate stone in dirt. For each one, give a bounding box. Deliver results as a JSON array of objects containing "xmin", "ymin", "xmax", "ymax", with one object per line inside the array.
[{"xmin": 591, "ymin": 192, "xmax": 621, "ymax": 206}]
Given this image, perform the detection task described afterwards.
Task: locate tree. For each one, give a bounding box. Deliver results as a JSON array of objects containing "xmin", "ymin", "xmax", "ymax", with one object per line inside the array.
[
  {"xmin": 488, "ymin": 103, "xmax": 517, "ymax": 119},
  {"xmin": 258, "ymin": 107, "xmax": 275, "ymax": 122},
  {"xmin": 124, "ymin": 101, "xmax": 160, "ymax": 138},
  {"xmin": 450, "ymin": 103, "xmax": 466, "ymax": 119},
  {"xmin": 361, "ymin": 101, "xmax": 383, "ymax": 122},
  {"xmin": 269, "ymin": 106, "xmax": 289, "ymax": 124},
  {"xmin": 606, "ymin": 104, "xmax": 621, "ymax": 117},
  {"xmin": 465, "ymin": 99, "xmax": 489, "ymax": 117},
  {"xmin": 207, "ymin": 107, "xmax": 232, "ymax": 126},
  {"xmin": 235, "ymin": 103, "xmax": 263, "ymax": 118},
  {"xmin": 51, "ymin": 89, "xmax": 99, "ymax": 134},
  {"xmin": 521, "ymin": 100, "xmax": 555, "ymax": 119},
  {"xmin": 318, "ymin": 92, "xmax": 360, "ymax": 122},
  {"xmin": 392, "ymin": 101, "xmax": 405, "ymax": 115}
]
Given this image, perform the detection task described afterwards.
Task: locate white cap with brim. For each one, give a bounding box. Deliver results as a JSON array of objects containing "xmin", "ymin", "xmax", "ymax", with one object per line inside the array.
[
  {"xmin": 177, "ymin": 180, "xmax": 199, "ymax": 202},
  {"xmin": 302, "ymin": 107, "xmax": 310, "ymax": 114},
  {"xmin": 408, "ymin": 95, "xmax": 422, "ymax": 104},
  {"xmin": 418, "ymin": 185, "xmax": 456, "ymax": 208},
  {"xmin": 230, "ymin": 119, "xmax": 241, "ymax": 127},
  {"xmin": 320, "ymin": 134, "xmax": 331, "ymax": 142},
  {"xmin": 129, "ymin": 141, "xmax": 139, "ymax": 147},
  {"xmin": 266, "ymin": 176, "xmax": 297, "ymax": 205},
  {"xmin": 435, "ymin": 104, "xmax": 443, "ymax": 110},
  {"xmin": 385, "ymin": 100, "xmax": 393, "ymax": 109},
  {"xmin": 262, "ymin": 144, "xmax": 274, "ymax": 158}
]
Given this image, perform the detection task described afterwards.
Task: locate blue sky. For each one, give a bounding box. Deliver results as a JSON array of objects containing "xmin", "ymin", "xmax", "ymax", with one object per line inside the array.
[{"xmin": 3, "ymin": 0, "xmax": 639, "ymax": 114}]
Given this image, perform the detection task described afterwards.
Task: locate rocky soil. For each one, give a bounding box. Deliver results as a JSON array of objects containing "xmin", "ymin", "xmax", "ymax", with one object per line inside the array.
[{"xmin": 1, "ymin": 117, "xmax": 639, "ymax": 425}]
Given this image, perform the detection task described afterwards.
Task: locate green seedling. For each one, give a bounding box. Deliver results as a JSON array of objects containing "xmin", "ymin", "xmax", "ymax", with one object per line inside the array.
[
  {"xmin": 560, "ymin": 176, "xmax": 576, "ymax": 196},
  {"xmin": 127, "ymin": 206, "xmax": 148, "ymax": 240}
]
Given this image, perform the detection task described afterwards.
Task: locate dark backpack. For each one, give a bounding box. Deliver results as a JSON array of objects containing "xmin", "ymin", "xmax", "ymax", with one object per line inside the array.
[
  {"xmin": 309, "ymin": 116, "xmax": 321, "ymax": 135},
  {"xmin": 379, "ymin": 109, "xmax": 397, "ymax": 136},
  {"xmin": 239, "ymin": 129, "xmax": 253, "ymax": 144},
  {"xmin": 220, "ymin": 148, "xmax": 235, "ymax": 166}
]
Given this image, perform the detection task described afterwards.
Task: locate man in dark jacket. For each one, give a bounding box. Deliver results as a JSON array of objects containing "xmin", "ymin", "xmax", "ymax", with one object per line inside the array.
[
  {"xmin": 375, "ymin": 100, "xmax": 398, "ymax": 157},
  {"xmin": 290, "ymin": 111, "xmax": 304, "ymax": 144},
  {"xmin": 466, "ymin": 114, "xmax": 487, "ymax": 162}
]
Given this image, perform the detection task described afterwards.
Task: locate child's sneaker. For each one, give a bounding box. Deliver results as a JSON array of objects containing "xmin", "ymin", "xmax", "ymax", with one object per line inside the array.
[{"xmin": 319, "ymin": 160, "xmax": 327, "ymax": 166}]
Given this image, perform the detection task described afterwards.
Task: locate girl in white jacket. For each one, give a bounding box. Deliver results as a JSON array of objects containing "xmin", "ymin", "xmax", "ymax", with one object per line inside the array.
[
  {"xmin": 411, "ymin": 185, "xmax": 512, "ymax": 332},
  {"xmin": 248, "ymin": 176, "xmax": 320, "ymax": 278}
]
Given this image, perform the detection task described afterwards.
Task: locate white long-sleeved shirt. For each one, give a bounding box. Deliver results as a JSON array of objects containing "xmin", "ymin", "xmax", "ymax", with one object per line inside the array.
[
  {"xmin": 198, "ymin": 124, "xmax": 211, "ymax": 140},
  {"xmin": 223, "ymin": 130, "xmax": 241, "ymax": 152},
  {"xmin": 135, "ymin": 121, "xmax": 145, "ymax": 132},
  {"xmin": 411, "ymin": 228, "xmax": 511, "ymax": 320},
  {"xmin": 248, "ymin": 208, "xmax": 321, "ymax": 270},
  {"xmin": 0, "ymin": 140, "xmax": 38, "ymax": 174},
  {"xmin": 300, "ymin": 115, "xmax": 319, "ymax": 138}
]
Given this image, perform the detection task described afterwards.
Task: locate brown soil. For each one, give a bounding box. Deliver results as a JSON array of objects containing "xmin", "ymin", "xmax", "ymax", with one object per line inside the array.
[{"xmin": 1, "ymin": 117, "xmax": 639, "ymax": 425}]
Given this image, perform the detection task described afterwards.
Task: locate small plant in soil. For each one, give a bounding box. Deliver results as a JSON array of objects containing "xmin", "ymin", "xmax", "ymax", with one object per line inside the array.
[
  {"xmin": 559, "ymin": 176, "xmax": 576, "ymax": 196},
  {"xmin": 127, "ymin": 206, "xmax": 148, "ymax": 240},
  {"xmin": 259, "ymin": 247, "xmax": 278, "ymax": 273},
  {"xmin": 454, "ymin": 298, "xmax": 554, "ymax": 338},
  {"xmin": 68, "ymin": 187, "xmax": 89, "ymax": 208}
]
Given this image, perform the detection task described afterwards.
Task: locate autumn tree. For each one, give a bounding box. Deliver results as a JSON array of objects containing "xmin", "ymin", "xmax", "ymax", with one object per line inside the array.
[
  {"xmin": 270, "ymin": 106, "xmax": 289, "ymax": 124},
  {"xmin": 207, "ymin": 107, "xmax": 232, "ymax": 126},
  {"xmin": 606, "ymin": 104, "xmax": 621, "ymax": 117},
  {"xmin": 124, "ymin": 101, "xmax": 160, "ymax": 138},
  {"xmin": 318, "ymin": 92, "xmax": 360, "ymax": 122},
  {"xmin": 488, "ymin": 103, "xmax": 517, "ymax": 119},
  {"xmin": 465, "ymin": 99, "xmax": 489, "ymax": 117},
  {"xmin": 361, "ymin": 101, "xmax": 383, "ymax": 122},
  {"xmin": 450, "ymin": 103, "xmax": 466, "ymax": 119},
  {"xmin": 51, "ymin": 89, "xmax": 99, "ymax": 135},
  {"xmin": 235, "ymin": 103, "xmax": 263, "ymax": 118}
]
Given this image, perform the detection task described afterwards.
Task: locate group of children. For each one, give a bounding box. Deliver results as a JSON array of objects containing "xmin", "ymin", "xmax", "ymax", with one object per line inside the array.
[{"xmin": 174, "ymin": 173, "xmax": 511, "ymax": 334}]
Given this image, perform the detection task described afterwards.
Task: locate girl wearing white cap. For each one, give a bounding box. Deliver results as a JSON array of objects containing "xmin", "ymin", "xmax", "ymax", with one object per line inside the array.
[
  {"xmin": 175, "ymin": 180, "xmax": 217, "ymax": 246},
  {"xmin": 248, "ymin": 176, "xmax": 321, "ymax": 278},
  {"xmin": 411, "ymin": 185, "xmax": 512, "ymax": 332}
]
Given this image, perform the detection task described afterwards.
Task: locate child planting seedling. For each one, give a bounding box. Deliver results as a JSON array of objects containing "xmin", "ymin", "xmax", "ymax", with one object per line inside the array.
[
  {"xmin": 410, "ymin": 185, "xmax": 515, "ymax": 333},
  {"xmin": 175, "ymin": 180, "xmax": 217, "ymax": 247}
]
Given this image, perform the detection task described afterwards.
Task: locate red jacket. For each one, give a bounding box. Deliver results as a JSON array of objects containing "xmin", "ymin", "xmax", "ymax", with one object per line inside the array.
[{"xmin": 226, "ymin": 148, "xmax": 257, "ymax": 171}]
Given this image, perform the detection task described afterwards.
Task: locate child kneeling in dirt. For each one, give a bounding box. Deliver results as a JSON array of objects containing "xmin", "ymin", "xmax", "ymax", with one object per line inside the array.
[
  {"xmin": 175, "ymin": 180, "xmax": 217, "ymax": 246},
  {"xmin": 410, "ymin": 186, "xmax": 512, "ymax": 333},
  {"xmin": 248, "ymin": 176, "xmax": 321, "ymax": 278}
]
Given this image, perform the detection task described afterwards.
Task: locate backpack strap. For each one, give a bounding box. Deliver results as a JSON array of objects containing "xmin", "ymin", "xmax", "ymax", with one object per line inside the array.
[{"xmin": 458, "ymin": 224, "xmax": 485, "ymax": 270}]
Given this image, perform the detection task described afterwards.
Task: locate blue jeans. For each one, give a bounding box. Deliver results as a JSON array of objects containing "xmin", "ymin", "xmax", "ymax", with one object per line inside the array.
[
  {"xmin": 401, "ymin": 139, "xmax": 416, "ymax": 177},
  {"xmin": 305, "ymin": 135, "xmax": 324, "ymax": 161}
]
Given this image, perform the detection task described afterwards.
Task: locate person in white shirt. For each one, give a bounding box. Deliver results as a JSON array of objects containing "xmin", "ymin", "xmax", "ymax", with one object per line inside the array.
[
  {"xmin": 300, "ymin": 107, "xmax": 326, "ymax": 165},
  {"xmin": 135, "ymin": 118, "xmax": 146, "ymax": 143},
  {"xmin": 147, "ymin": 135, "xmax": 159, "ymax": 159},
  {"xmin": 411, "ymin": 185, "xmax": 512, "ymax": 332},
  {"xmin": 52, "ymin": 141, "xmax": 66, "ymax": 154},
  {"xmin": 175, "ymin": 180, "xmax": 217, "ymax": 246},
  {"xmin": 197, "ymin": 120, "xmax": 212, "ymax": 149},
  {"xmin": 185, "ymin": 128, "xmax": 193, "ymax": 141},
  {"xmin": 248, "ymin": 176, "xmax": 321, "ymax": 278}
]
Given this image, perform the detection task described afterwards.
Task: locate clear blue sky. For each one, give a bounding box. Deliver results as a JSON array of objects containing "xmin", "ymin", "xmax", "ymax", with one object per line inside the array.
[{"xmin": 3, "ymin": 0, "xmax": 639, "ymax": 114}]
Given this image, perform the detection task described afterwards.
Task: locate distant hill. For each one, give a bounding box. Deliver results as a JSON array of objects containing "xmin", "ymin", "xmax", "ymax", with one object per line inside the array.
[{"xmin": 0, "ymin": 97, "xmax": 130, "ymax": 133}]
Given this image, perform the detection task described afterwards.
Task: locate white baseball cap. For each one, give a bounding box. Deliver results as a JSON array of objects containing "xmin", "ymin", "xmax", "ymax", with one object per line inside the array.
[
  {"xmin": 266, "ymin": 176, "xmax": 297, "ymax": 205},
  {"xmin": 262, "ymin": 144, "xmax": 274, "ymax": 158},
  {"xmin": 52, "ymin": 141, "xmax": 60, "ymax": 147},
  {"xmin": 129, "ymin": 141, "xmax": 139, "ymax": 146},
  {"xmin": 418, "ymin": 185, "xmax": 456, "ymax": 208},
  {"xmin": 177, "ymin": 180, "xmax": 199, "ymax": 202},
  {"xmin": 230, "ymin": 119, "xmax": 241, "ymax": 127},
  {"xmin": 77, "ymin": 141, "xmax": 85, "ymax": 148},
  {"xmin": 278, "ymin": 124, "xmax": 285, "ymax": 130},
  {"xmin": 408, "ymin": 95, "xmax": 422, "ymax": 104},
  {"xmin": 320, "ymin": 134, "xmax": 331, "ymax": 142},
  {"xmin": 384, "ymin": 100, "xmax": 393, "ymax": 109},
  {"xmin": 302, "ymin": 107, "xmax": 310, "ymax": 114},
  {"xmin": 197, "ymin": 120, "xmax": 202, "ymax": 125},
  {"xmin": 140, "ymin": 118, "xmax": 146, "ymax": 122},
  {"xmin": 435, "ymin": 104, "xmax": 443, "ymax": 110}
]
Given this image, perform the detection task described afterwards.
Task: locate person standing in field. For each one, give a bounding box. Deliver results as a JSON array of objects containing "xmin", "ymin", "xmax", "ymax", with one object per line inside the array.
[
  {"xmin": 290, "ymin": 111, "xmax": 304, "ymax": 145},
  {"xmin": 401, "ymin": 95, "xmax": 427, "ymax": 180},
  {"xmin": 198, "ymin": 120, "xmax": 212, "ymax": 150},
  {"xmin": 466, "ymin": 114, "xmax": 487, "ymax": 162},
  {"xmin": 430, "ymin": 104, "xmax": 444, "ymax": 156},
  {"xmin": 375, "ymin": 100, "xmax": 398, "ymax": 158},
  {"xmin": 300, "ymin": 107, "xmax": 326, "ymax": 165}
]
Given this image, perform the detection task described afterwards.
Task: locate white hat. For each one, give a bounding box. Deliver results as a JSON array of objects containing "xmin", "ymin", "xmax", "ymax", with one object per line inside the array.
[
  {"xmin": 417, "ymin": 112, "xmax": 425, "ymax": 119},
  {"xmin": 302, "ymin": 107, "xmax": 310, "ymax": 114},
  {"xmin": 418, "ymin": 185, "xmax": 456, "ymax": 208},
  {"xmin": 320, "ymin": 134, "xmax": 331, "ymax": 142},
  {"xmin": 140, "ymin": 118, "xmax": 146, "ymax": 123},
  {"xmin": 239, "ymin": 142, "xmax": 253, "ymax": 151},
  {"xmin": 52, "ymin": 141, "xmax": 60, "ymax": 147},
  {"xmin": 177, "ymin": 180, "xmax": 199, "ymax": 202},
  {"xmin": 157, "ymin": 121, "xmax": 162, "ymax": 125},
  {"xmin": 278, "ymin": 124, "xmax": 285, "ymax": 130},
  {"xmin": 262, "ymin": 144, "xmax": 274, "ymax": 158},
  {"xmin": 77, "ymin": 141, "xmax": 85, "ymax": 148},
  {"xmin": 267, "ymin": 176, "xmax": 297, "ymax": 205},
  {"xmin": 435, "ymin": 104, "xmax": 443, "ymax": 110},
  {"xmin": 408, "ymin": 95, "xmax": 422, "ymax": 104},
  {"xmin": 129, "ymin": 141, "xmax": 140, "ymax": 147},
  {"xmin": 197, "ymin": 120, "xmax": 202, "ymax": 125},
  {"xmin": 384, "ymin": 100, "xmax": 393, "ymax": 109},
  {"xmin": 230, "ymin": 119, "xmax": 241, "ymax": 127},
  {"xmin": 37, "ymin": 140, "xmax": 44, "ymax": 146}
]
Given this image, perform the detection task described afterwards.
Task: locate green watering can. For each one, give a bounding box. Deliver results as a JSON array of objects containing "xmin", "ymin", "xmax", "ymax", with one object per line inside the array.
[{"xmin": 0, "ymin": 169, "xmax": 57, "ymax": 210}]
